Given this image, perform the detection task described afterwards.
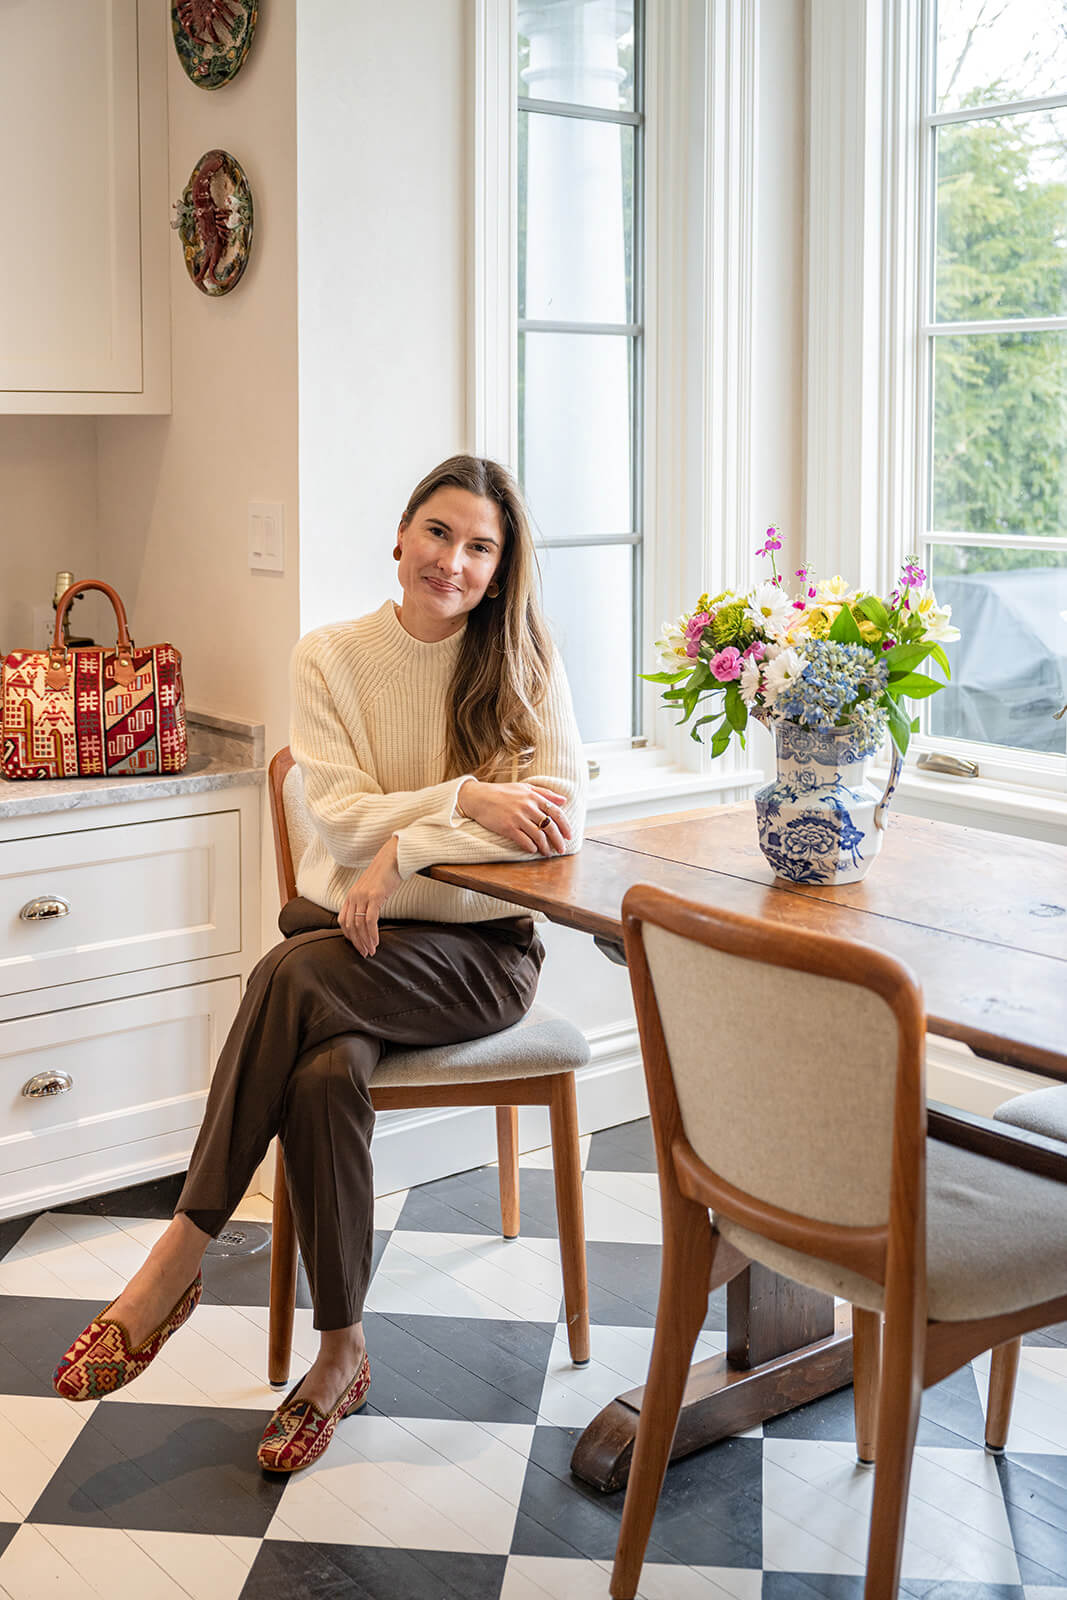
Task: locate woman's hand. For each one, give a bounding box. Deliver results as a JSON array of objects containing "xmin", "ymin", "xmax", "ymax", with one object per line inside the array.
[
  {"xmin": 339, "ymin": 835, "xmax": 402, "ymax": 957},
  {"xmin": 457, "ymin": 780, "xmax": 573, "ymax": 857}
]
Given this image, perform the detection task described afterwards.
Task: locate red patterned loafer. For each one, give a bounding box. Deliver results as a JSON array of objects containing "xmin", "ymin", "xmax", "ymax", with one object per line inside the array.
[
  {"xmin": 257, "ymin": 1352, "xmax": 371, "ymax": 1474},
  {"xmin": 52, "ymin": 1270, "xmax": 203, "ymax": 1401}
]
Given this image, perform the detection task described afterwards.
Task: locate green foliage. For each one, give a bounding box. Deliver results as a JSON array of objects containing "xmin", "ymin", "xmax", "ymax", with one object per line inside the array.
[{"xmin": 933, "ymin": 104, "xmax": 1067, "ymax": 553}]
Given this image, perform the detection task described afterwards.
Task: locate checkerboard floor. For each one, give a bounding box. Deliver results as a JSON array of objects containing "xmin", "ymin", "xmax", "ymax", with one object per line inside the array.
[{"xmin": 1, "ymin": 1117, "xmax": 1066, "ymax": 1599}]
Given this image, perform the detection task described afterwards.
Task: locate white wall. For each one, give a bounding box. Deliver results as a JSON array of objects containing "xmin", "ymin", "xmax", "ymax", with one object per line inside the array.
[
  {"xmin": 296, "ymin": 0, "xmax": 471, "ymax": 634},
  {"xmin": 95, "ymin": 0, "xmax": 300, "ymax": 948},
  {"xmin": 0, "ymin": 419, "xmax": 111, "ymax": 655}
]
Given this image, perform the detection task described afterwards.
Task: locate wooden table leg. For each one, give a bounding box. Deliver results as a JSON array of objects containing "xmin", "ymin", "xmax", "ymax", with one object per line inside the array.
[{"xmin": 570, "ymin": 1277, "xmax": 853, "ymax": 1494}]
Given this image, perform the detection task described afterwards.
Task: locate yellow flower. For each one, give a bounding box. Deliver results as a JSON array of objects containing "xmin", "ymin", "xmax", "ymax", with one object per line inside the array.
[{"xmin": 816, "ymin": 574, "xmax": 855, "ymax": 602}]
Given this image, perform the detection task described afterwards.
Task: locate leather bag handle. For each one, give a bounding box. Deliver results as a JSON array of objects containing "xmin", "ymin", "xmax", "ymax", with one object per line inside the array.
[{"xmin": 46, "ymin": 579, "xmax": 136, "ymax": 690}]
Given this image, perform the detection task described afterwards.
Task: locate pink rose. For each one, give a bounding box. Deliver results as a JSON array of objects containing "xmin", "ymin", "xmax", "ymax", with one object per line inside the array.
[
  {"xmin": 743, "ymin": 641, "xmax": 766, "ymax": 661},
  {"xmin": 684, "ymin": 611, "xmax": 710, "ymax": 658},
  {"xmin": 710, "ymin": 646, "xmax": 742, "ymax": 682}
]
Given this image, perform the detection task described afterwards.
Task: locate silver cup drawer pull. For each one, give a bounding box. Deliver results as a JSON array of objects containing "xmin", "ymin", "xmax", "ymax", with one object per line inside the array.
[
  {"xmin": 22, "ymin": 1070, "xmax": 74, "ymax": 1099},
  {"xmin": 20, "ymin": 895, "xmax": 71, "ymax": 922}
]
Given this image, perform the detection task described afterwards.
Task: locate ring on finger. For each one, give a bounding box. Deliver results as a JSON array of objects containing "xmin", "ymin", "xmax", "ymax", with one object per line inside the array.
[{"xmin": 538, "ymin": 813, "xmax": 552, "ymax": 831}]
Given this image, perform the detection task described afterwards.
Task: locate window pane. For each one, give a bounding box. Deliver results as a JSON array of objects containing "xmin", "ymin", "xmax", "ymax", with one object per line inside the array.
[
  {"xmin": 934, "ymin": 110, "xmax": 1067, "ymax": 323},
  {"xmin": 520, "ymin": 330, "xmax": 632, "ymax": 538},
  {"xmin": 539, "ymin": 544, "xmax": 634, "ymax": 742},
  {"xmin": 926, "ymin": 544, "xmax": 1067, "ymax": 755},
  {"xmin": 936, "ymin": 1, "xmax": 1067, "ymax": 112},
  {"xmin": 519, "ymin": 1, "xmax": 635, "ymax": 112},
  {"xmin": 519, "ymin": 111, "xmax": 634, "ymax": 323},
  {"xmin": 932, "ymin": 331, "xmax": 1067, "ymax": 536}
]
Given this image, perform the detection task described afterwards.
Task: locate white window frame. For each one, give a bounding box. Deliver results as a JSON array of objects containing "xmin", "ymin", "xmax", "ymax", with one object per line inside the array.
[
  {"xmin": 471, "ymin": 0, "xmax": 765, "ymax": 808},
  {"xmin": 805, "ymin": 0, "xmax": 1067, "ymax": 811}
]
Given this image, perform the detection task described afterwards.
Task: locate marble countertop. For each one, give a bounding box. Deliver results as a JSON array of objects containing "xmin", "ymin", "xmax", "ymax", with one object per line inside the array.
[{"xmin": 0, "ymin": 709, "xmax": 265, "ymax": 820}]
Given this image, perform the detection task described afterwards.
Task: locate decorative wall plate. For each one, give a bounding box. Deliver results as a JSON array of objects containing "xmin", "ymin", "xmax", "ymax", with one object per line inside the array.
[
  {"xmin": 171, "ymin": 0, "xmax": 258, "ymax": 91},
  {"xmin": 171, "ymin": 150, "xmax": 254, "ymax": 297}
]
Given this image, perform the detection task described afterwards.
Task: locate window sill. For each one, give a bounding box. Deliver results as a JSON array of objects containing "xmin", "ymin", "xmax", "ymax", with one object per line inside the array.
[
  {"xmin": 869, "ymin": 761, "xmax": 1067, "ymax": 838},
  {"xmin": 585, "ymin": 753, "xmax": 764, "ymax": 814}
]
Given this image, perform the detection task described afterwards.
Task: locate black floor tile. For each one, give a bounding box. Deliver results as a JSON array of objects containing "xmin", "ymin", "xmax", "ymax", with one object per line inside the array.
[
  {"xmin": 201, "ymin": 1236, "xmax": 312, "ymax": 1312},
  {"xmin": 395, "ymin": 1167, "xmax": 560, "ymax": 1239},
  {"xmin": 995, "ymin": 1454, "xmax": 1067, "ymax": 1583},
  {"xmin": 511, "ymin": 1425, "xmax": 763, "ymax": 1568},
  {"xmin": 581, "ymin": 1240, "xmax": 725, "ymax": 1331},
  {"xmin": 0, "ymin": 1525, "xmax": 16, "ymax": 1562},
  {"xmin": 29, "ymin": 1402, "xmax": 285, "ymax": 1537},
  {"xmin": 0, "ymin": 1211, "xmax": 39, "ymax": 1264},
  {"xmin": 765, "ymin": 1365, "xmax": 983, "ymax": 1450},
  {"xmin": 900, "ymin": 1585, "xmax": 1024, "ymax": 1599},
  {"xmin": 763, "ymin": 1578, "xmax": 867, "ymax": 1599},
  {"xmin": 55, "ymin": 1172, "xmax": 187, "ymax": 1220},
  {"xmin": 363, "ymin": 1312, "xmax": 554, "ymax": 1423},
  {"xmin": 0, "ymin": 1296, "xmax": 101, "ymax": 1398},
  {"xmin": 585, "ymin": 1118, "xmax": 657, "ymax": 1174},
  {"xmin": 240, "ymin": 1542, "xmax": 507, "ymax": 1600}
]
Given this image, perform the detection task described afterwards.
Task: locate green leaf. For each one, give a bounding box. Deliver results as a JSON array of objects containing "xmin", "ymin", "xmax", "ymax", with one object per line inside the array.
[
  {"xmin": 882, "ymin": 641, "xmax": 932, "ymax": 673},
  {"xmin": 885, "ymin": 695, "xmax": 912, "ymax": 757},
  {"xmin": 927, "ymin": 642, "xmax": 951, "ymax": 679},
  {"xmin": 888, "ymin": 671, "xmax": 943, "ymax": 699},
  {"xmin": 723, "ymin": 683, "xmax": 748, "ymax": 733},
  {"xmin": 855, "ymin": 594, "xmax": 891, "ymax": 631},
  {"xmin": 828, "ymin": 603, "xmax": 863, "ymax": 645},
  {"xmin": 639, "ymin": 670, "xmax": 689, "ymax": 684}
]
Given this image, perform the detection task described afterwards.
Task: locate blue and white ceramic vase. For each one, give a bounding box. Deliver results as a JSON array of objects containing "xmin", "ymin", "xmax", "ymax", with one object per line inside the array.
[{"xmin": 755, "ymin": 721, "xmax": 904, "ymax": 885}]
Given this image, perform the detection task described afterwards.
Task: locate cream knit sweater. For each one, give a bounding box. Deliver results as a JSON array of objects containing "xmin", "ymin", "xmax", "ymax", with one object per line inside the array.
[{"xmin": 290, "ymin": 600, "xmax": 587, "ymax": 922}]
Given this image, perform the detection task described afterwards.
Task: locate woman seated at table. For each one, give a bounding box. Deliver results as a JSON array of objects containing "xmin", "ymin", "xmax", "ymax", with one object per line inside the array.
[{"xmin": 53, "ymin": 454, "xmax": 587, "ymax": 1472}]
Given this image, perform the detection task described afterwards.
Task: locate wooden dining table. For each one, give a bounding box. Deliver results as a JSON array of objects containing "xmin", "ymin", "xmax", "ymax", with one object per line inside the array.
[{"xmin": 428, "ymin": 803, "xmax": 1067, "ymax": 1492}]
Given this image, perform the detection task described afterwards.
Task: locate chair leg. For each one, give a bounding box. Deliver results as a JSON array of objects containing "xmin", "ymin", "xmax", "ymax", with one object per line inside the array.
[
  {"xmin": 985, "ymin": 1338, "xmax": 1021, "ymax": 1454},
  {"xmin": 853, "ymin": 1307, "xmax": 882, "ymax": 1466},
  {"xmin": 863, "ymin": 1316, "xmax": 924, "ymax": 1600},
  {"xmin": 495, "ymin": 1105, "xmax": 520, "ymax": 1239},
  {"xmin": 268, "ymin": 1142, "xmax": 299, "ymax": 1387},
  {"xmin": 548, "ymin": 1073, "xmax": 590, "ymax": 1366},
  {"xmin": 611, "ymin": 1199, "xmax": 715, "ymax": 1600}
]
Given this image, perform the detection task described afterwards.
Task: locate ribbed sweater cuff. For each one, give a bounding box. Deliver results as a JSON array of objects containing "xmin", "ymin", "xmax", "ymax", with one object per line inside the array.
[{"xmin": 393, "ymin": 776, "xmax": 474, "ymax": 878}]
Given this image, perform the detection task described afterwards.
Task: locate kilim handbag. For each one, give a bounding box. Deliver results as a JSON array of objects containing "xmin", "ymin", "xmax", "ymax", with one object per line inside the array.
[{"xmin": 1, "ymin": 579, "xmax": 187, "ymax": 780}]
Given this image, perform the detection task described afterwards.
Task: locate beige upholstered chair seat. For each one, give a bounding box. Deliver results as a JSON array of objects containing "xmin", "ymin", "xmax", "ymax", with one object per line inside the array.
[
  {"xmin": 371, "ymin": 1002, "xmax": 590, "ymax": 1087},
  {"xmin": 717, "ymin": 1137, "xmax": 1067, "ymax": 1323},
  {"xmin": 995, "ymin": 1085, "xmax": 1067, "ymax": 1144}
]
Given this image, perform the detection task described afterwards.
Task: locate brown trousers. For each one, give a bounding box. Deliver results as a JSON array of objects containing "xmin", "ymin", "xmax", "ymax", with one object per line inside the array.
[{"xmin": 177, "ymin": 898, "xmax": 544, "ymax": 1329}]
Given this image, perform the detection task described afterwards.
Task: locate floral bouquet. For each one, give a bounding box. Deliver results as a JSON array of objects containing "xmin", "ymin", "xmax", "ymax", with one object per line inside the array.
[{"xmin": 646, "ymin": 530, "xmax": 960, "ymax": 762}]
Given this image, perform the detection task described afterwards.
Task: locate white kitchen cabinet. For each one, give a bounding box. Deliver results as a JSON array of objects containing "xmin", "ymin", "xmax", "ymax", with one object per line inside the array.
[
  {"xmin": 0, "ymin": 0, "xmax": 170, "ymax": 413},
  {"xmin": 0, "ymin": 782, "xmax": 261, "ymax": 1219}
]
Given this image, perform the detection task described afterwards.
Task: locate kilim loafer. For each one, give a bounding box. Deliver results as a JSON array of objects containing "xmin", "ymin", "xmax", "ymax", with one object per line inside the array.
[
  {"xmin": 257, "ymin": 1352, "xmax": 371, "ymax": 1473},
  {"xmin": 52, "ymin": 1270, "xmax": 203, "ymax": 1401}
]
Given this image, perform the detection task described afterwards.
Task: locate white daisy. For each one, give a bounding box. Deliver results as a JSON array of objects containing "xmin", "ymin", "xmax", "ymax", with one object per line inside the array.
[
  {"xmin": 762, "ymin": 646, "xmax": 806, "ymax": 704},
  {"xmin": 739, "ymin": 656, "xmax": 762, "ymax": 706},
  {"xmin": 744, "ymin": 581, "xmax": 794, "ymax": 636}
]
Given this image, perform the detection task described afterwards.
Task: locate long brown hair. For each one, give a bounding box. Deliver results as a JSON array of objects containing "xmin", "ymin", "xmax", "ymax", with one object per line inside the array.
[{"xmin": 400, "ymin": 455, "xmax": 553, "ymax": 779}]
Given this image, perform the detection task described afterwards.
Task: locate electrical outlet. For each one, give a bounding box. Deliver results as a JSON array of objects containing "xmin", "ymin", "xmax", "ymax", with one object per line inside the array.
[{"xmin": 249, "ymin": 501, "xmax": 285, "ymax": 574}]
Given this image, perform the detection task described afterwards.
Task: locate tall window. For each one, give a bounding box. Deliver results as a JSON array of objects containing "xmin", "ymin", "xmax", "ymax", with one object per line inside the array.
[
  {"xmin": 922, "ymin": 2, "xmax": 1067, "ymax": 758},
  {"xmin": 517, "ymin": 1, "xmax": 643, "ymax": 744}
]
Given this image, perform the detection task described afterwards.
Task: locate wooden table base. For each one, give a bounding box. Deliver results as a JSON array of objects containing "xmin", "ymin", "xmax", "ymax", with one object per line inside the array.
[{"xmin": 570, "ymin": 1272, "xmax": 854, "ymax": 1494}]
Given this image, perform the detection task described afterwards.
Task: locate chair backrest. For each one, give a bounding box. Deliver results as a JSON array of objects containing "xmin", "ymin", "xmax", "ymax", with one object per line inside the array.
[
  {"xmin": 268, "ymin": 746, "xmax": 313, "ymax": 908},
  {"xmin": 621, "ymin": 882, "xmax": 927, "ymax": 1288}
]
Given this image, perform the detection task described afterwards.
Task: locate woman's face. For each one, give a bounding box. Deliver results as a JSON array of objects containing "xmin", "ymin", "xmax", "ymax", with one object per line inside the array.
[{"xmin": 396, "ymin": 487, "xmax": 505, "ymax": 639}]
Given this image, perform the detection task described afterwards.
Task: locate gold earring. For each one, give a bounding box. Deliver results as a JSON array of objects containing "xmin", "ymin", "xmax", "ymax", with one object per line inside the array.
[
  {"xmin": 393, "ymin": 544, "xmax": 402, "ymax": 560},
  {"xmin": 486, "ymin": 582, "xmax": 500, "ymax": 598}
]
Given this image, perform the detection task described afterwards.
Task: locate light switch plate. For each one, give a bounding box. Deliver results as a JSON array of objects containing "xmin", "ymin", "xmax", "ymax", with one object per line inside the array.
[{"xmin": 249, "ymin": 501, "xmax": 285, "ymax": 574}]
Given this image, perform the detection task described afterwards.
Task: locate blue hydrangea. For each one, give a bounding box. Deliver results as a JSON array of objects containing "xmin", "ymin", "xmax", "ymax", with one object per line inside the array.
[{"xmin": 775, "ymin": 640, "xmax": 889, "ymax": 742}]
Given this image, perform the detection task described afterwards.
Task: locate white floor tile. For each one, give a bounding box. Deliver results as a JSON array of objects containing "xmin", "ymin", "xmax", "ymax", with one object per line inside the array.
[
  {"xmin": 126, "ymin": 1530, "xmax": 260, "ymax": 1600},
  {"xmin": 0, "ymin": 1525, "xmax": 98, "ymax": 1600},
  {"xmin": 974, "ymin": 1345, "xmax": 1067, "ymax": 1455},
  {"xmin": 365, "ymin": 1231, "xmax": 562, "ymax": 1322},
  {"xmin": 373, "ymin": 1188, "xmax": 410, "ymax": 1230},
  {"xmin": 519, "ymin": 1135, "xmax": 592, "ymax": 1172},
  {"xmin": 536, "ymin": 1323, "xmax": 725, "ymax": 1427},
  {"xmin": 0, "ymin": 1395, "xmax": 94, "ymax": 1519},
  {"xmin": 230, "ymin": 1194, "xmax": 274, "ymax": 1223},
  {"xmin": 108, "ymin": 1305, "xmax": 278, "ymax": 1410},
  {"xmin": 266, "ymin": 1416, "xmax": 532, "ymax": 1554},
  {"xmin": 579, "ymin": 1173, "xmax": 662, "ymax": 1245},
  {"xmin": 0, "ymin": 1214, "xmax": 154, "ymax": 1302},
  {"xmin": 29, "ymin": 1525, "xmax": 205, "ymax": 1600},
  {"xmin": 762, "ymin": 1436, "xmax": 1021, "ymax": 1584}
]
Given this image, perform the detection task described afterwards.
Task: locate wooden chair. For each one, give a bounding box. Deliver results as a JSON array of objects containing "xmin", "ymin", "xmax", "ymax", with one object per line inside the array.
[
  {"xmin": 984, "ymin": 1083, "xmax": 1067, "ymax": 1453},
  {"xmin": 266, "ymin": 746, "xmax": 591, "ymax": 1384},
  {"xmin": 610, "ymin": 883, "xmax": 1067, "ymax": 1600}
]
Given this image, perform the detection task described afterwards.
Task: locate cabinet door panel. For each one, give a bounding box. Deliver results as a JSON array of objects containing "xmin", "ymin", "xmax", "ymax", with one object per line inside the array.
[
  {"xmin": 0, "ymin": 0, "xmax": 142, "ymax": 392},
  {"xmin": 0, "ymin": 812, "xmax": 241, "ymax": 996}
]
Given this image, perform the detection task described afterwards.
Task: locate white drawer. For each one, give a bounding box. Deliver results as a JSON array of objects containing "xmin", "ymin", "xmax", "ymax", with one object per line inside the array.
[
  {"xmin": 0, "ymin": 812, "xmax": 241, "ymax": 997},
  {"xmin": 0, "ymin": 977, "xmax": 240, "ymax": 1217}
]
